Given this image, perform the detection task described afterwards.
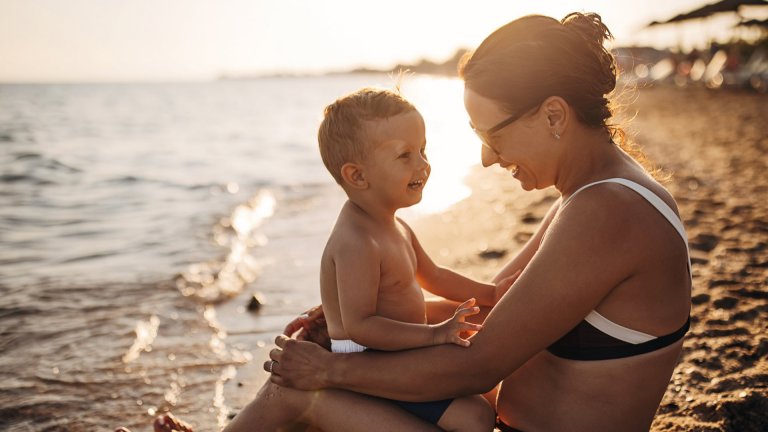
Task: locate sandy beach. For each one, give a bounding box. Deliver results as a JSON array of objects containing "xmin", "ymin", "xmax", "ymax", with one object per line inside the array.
[{"xmin": 222, "ymin": 85, "xmax": 767, "ymax": 431}]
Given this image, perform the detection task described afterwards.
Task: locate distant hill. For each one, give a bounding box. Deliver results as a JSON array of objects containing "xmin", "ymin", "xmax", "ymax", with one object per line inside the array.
[
  {"xmin": 347, "ymin": 49, "xmax": 470, "ymax": 77},
  {"xmin": 218, "ymin": 49, "xmax": 471, "ymax": 80}
]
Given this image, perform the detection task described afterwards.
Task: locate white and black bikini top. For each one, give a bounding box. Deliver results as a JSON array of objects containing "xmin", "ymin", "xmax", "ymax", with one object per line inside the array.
[{"xmin": 547, "ymin": 178, "xmax": 691, "ymax": 361}]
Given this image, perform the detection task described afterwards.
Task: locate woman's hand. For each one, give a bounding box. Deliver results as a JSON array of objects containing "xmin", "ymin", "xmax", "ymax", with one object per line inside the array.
[
  {"xmin": 431, "ymin": 298, "xmax": 483, "ymax": 347},
  {"xmin": 266, "ymin": 335, "xmax": 333, "ymax": 390},
  {"xmin": 282, "ymin": 304, "xmax": 331, "ymax": 350}
]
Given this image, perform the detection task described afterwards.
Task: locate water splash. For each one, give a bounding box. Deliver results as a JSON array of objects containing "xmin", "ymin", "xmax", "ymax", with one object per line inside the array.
[
  {"xmin": 176, "ymin": 190, "xmax": 276, "ymax": 303},
  {"xmin": 122, "ymin": 315, "xmax": 160, "ymax": 363}
]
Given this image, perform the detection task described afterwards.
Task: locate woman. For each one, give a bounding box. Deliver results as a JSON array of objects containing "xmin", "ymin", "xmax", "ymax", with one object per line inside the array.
[{"xmin": 229, "ymin": 12, "xmax": 692, "ymax": 432}]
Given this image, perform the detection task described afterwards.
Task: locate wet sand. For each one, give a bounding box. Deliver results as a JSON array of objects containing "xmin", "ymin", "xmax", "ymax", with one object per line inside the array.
[{"xmin": 225, "ymin": 86, "xmax": 767, "ymax": 431}]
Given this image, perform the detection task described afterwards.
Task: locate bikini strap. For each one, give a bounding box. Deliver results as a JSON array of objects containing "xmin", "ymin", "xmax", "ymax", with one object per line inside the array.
[{"xmin": 562, "ymin": 178, "xmax": 691, "ymax": 274}]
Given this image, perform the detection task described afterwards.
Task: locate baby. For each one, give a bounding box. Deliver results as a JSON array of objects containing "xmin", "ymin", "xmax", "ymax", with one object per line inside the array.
[{"xmin": 316, "ymin": 87, "xmax": 507, "ymax": 431}]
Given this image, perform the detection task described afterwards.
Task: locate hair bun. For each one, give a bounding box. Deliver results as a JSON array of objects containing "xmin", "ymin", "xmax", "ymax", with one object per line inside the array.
[
  {"xmin": 561, "ymin": 12, "xmax": 616, "ymax": 95},
  {"xmin": 561, "ymin": 12, "xmax": 613, "ymax": 46}
]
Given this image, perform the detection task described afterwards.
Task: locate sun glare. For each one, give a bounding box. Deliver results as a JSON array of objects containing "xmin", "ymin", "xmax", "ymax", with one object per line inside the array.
[{"xmin": 398, "ymin": 76, "xmax": 480, "ymax": 216}]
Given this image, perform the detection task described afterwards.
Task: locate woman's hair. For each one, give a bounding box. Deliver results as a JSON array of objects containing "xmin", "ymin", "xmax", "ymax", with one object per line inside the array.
[
  {"xmin": 459, "ymin": 12, "xmax": 648, "ymax": 167},
  {"xmin": 318, "ymin": 87, "xmax": 416, "ymax": 184}
]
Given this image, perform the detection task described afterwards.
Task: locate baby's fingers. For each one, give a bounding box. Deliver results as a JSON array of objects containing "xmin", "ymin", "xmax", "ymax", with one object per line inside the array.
[
  {"xmin": 451, "ymin": 336, "xmax": 472, "ymax": 347},
  {"xmin": 455, "ymin": 305, "xmax": 481, "ymax": 320},
  {"xmin": 459, "ymin": 321, "xmax": 483, "ymax": 333},
  {"xmin": 456, "ymin": 298, "xmax": 476, "ymax": 310}
]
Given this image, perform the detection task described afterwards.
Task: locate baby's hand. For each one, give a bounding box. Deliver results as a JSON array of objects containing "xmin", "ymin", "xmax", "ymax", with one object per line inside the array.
[
  {"xmin": 283, "ymin": 305, "xmax": 330, "ymax": 350},
  {"xmin": 494, "ymin": 269, "xmax": 522, "ymax": 304},
  {"xmin": 431, "ymin": 298, "xmax": 483, "ymax": 347}
]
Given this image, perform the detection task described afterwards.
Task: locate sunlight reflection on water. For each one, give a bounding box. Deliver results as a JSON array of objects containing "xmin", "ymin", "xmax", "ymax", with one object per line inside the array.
[{"xmin": 399, "ymin": 76, "xmax": 480, "ymax": 216}]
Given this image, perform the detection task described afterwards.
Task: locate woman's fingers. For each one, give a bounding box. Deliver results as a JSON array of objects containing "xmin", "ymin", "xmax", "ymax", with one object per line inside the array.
[
  {"xmin": 263, "ymin": 340, "xmax": 287, "ymax": 375},
  {"xmin": 269, "ymin": 373, "xmax": 287, "ymax": 386},
  {"xmin": 268, "ymin": 336, "xmax": 331, "ymax": 390},
  {"xmin": 275, "ymin": 334, "xmax": 290, "ymax": 349},
  {"xmin": 263, "ymin": 359, "xmax": 280, "ymax": 374}
]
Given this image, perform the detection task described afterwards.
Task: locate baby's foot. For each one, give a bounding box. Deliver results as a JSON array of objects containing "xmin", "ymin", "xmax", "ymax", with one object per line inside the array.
[{"xmin": 153, "ymin": 413, "xmax": 194, "ymax": 432}]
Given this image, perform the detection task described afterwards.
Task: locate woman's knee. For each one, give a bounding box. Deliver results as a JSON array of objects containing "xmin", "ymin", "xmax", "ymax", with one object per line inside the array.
[
  {"xmin": 439, "ymin": 395, "xmax": 496, "ymax": 432},
  {"xmin": 226, "ymin": 381, "xmax": 313, "ymax": 431},
  {"xmin": 259, "ymin": 381, "xmax": 313, "ymax": 414}
]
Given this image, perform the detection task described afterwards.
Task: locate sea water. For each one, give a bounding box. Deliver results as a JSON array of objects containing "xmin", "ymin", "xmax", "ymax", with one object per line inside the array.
[{"xmin": 0, "ymin": 74, "xmax": 480, "ymax": 430}]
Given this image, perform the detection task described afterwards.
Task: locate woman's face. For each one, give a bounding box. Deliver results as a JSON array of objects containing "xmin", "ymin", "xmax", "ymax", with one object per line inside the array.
[{"xmin": 464, "ymin": 88, "xmax": 554, "ymax": 191}]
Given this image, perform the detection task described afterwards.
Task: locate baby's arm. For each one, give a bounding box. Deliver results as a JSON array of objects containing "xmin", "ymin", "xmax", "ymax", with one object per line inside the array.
[
  {"xmin": 402, "ymin": 221, "xmax": 513, "ymax": 306},
  {"xmin": 335, "ymin": 235, "xmax": 481, "ymax": 351}
]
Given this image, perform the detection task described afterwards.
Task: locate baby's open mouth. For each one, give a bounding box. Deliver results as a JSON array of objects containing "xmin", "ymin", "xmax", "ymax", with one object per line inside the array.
[{"xmin": 408, "ymin": 179, "xmax": 425, "ymax": 190}]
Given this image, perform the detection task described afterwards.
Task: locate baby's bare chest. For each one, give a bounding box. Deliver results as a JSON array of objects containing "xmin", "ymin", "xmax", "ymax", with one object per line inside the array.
[
  {"xmin": 376, "ymin": 237, "xmax": 425, "ymax": 322},
  {"xmin": 377, "ymin": 236, "xmax": 418, "ymax": 290}
]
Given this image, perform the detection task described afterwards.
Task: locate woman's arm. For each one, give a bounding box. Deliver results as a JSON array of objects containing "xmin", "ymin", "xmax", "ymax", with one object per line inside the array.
[
  {"xmin": 491, "ymin": 199, "xmax": 561, "ymax": 283},
  {"xmin": 270, "ymin": 191, "xmax": 635, "ymax": 401}
]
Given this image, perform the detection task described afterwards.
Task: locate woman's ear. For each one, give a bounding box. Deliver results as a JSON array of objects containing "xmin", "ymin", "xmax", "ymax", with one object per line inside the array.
[
  {"xmin": 542, "ymin": 96, "xmax": 568, "ymax": 138},
  {"xmin": 340, "ymin": 162, "xmax": 367, "ymax": 189}
]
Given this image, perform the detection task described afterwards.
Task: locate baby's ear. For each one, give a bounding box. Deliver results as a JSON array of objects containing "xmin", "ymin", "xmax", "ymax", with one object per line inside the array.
[{"xmin": 340, "ymin": 163, "xmax": 367, "ymax": 189}]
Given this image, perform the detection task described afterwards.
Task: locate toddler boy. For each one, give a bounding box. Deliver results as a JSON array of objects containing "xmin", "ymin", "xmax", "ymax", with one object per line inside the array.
[{"xmin": 316, "ymin": 87, "xmax": 508, "ymax": 431}]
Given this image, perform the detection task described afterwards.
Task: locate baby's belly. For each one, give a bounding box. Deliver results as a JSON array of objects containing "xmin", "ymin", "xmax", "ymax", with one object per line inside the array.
[{"xmin": 376, "ymin": 284, "xmax": 427, "ymax": 324}]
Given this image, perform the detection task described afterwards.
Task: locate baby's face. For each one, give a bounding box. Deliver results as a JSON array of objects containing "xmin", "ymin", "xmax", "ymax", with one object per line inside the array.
[{"xmin": 361, "ymin": 111, "xmax": 431, "ymax": 209}]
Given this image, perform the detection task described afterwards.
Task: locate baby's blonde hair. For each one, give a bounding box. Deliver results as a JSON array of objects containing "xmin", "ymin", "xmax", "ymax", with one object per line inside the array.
[{"xmin": 318, "ymin": 87, "xmax": 416, "ymax": 184}]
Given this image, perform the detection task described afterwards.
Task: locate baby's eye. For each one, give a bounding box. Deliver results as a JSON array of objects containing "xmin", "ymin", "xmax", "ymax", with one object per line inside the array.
[{"xmin": 399, "ymin": 152, "xmax": 410, "ymax": 159}]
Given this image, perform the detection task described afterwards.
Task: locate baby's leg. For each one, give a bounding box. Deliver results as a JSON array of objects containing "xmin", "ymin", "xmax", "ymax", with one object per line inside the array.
[
  {"xmin": 224, "ymin": 380, "xmax": 440, "ymax": 432},
  {"xmin": 437, "ymin": 395, "xmax": 496, "ymax": 432}
]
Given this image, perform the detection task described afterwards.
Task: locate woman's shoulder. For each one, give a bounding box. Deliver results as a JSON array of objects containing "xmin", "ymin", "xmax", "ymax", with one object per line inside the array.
[{"xmin": 562, "ymin": 176, "xmax": 681, "ymax": 220}]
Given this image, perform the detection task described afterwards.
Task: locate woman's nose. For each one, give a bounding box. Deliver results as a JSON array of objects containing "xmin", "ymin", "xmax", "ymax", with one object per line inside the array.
[{"xmin": 481, "ymin": 145, "xmax": 498, "ymax": 167}]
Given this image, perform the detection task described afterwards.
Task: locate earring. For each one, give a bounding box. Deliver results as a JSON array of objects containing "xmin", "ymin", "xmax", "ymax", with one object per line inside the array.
[{"xmin": 553, "ymin": 131, "xmax": 561, "ymax": 140}]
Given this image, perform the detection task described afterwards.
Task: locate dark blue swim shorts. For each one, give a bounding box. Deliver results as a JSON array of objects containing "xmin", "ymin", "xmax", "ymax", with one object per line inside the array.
[{"xmin": 389, "ymin": 398, "xmax": 453, "ymax": 425}]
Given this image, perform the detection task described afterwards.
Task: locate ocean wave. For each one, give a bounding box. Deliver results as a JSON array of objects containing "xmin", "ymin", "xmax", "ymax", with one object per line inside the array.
[
  {"xmin": 98, "ymin": 174, "xmax": 240, "ymax": 192},
  {"xmin": 0, "ymin": 173, "xmax": 55, "ymax": 185},
  {"xmin": 0, "ymin": 280, "xmax": 247, "ymax": 431}
]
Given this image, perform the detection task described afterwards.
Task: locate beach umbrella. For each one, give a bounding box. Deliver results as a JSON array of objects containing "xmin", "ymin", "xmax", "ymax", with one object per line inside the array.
[
  {"xmin": 648, "ymin": 0, "xmax": 768, "ymax": 26},
  {"xmin": 736, "ymin": 17, "xmax": 768, "ymax": 28},
  {"xmin": 734, "ymin": 18, "xmax": 768, "ymax": 42}
]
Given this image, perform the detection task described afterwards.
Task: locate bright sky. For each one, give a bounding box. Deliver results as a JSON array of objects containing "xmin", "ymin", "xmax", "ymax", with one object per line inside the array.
[{"xmin": 0, "ymin": 0, "xmax": 748, "ymax": 82}]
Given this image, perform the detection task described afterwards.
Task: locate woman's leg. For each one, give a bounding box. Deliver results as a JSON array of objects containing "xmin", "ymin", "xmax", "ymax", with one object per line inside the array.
[
  {"xmin": 437, "ymin": 395, "xmax": 496, "ymax": 432},
  {"xmin": 224, "ymin": 380, "xmax": 440, "ymax": 432}
]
